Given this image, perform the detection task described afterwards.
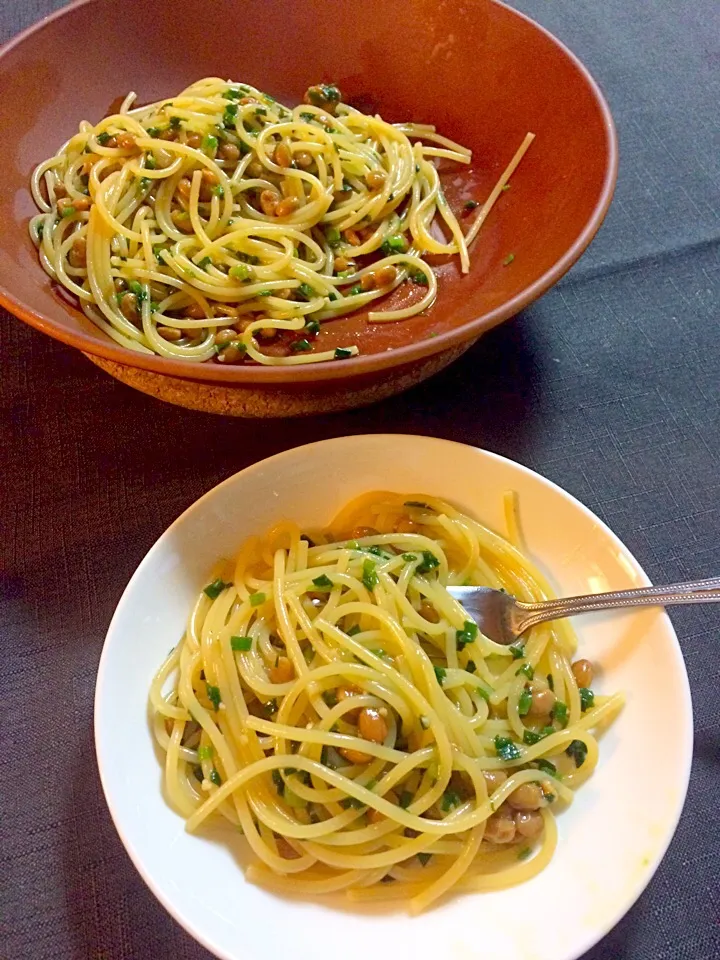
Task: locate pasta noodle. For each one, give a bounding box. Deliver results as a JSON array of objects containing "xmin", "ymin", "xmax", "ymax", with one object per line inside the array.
[
  {"xmin": 150, "ymin": 492, "xmax": 621, "ymax": 912},
  {"xmin": 30, "ymin": 78, "xmax": 533, "ymax": 366}
]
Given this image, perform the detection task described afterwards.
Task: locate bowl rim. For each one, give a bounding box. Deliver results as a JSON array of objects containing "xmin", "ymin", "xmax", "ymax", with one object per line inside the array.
[
  {"xmin": 94, "ymin": 434, "xmax": 693, "ymax": 960},
  {"xmin": 0, "ymin": 0, "xmax": 618, "ymax": 384}
]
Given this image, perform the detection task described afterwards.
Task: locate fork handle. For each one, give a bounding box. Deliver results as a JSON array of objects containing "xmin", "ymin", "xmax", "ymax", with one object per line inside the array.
[{"xmin": 517, "ymin": 576, "xmax": 720, "ymax": 632}]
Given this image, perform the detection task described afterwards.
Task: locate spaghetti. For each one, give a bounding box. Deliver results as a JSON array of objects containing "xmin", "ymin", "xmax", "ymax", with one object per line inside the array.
[
  {"xmin": 30, "ymin": 78, "xmax": 533, "ymax": 366},
  {"xmin": 150, "ymin": 492, "xmax": 621, "ymax": 912}
]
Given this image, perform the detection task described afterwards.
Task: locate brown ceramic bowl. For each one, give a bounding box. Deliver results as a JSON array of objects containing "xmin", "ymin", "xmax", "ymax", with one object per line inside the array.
[{"xmin": 0, "ymin": 0, "xmax": 616, "ymax": 417}]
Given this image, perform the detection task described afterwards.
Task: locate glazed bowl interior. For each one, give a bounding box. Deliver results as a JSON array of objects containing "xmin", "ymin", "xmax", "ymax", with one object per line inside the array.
[{"xmin": 0, "ymin": 0, "xmax": 616, "ymax": 382}]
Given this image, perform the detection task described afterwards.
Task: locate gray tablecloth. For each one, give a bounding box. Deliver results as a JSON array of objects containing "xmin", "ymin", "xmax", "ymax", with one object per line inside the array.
[{"xmin": 1, "ymin": 1, "xmax": 719, "ymax": 958}]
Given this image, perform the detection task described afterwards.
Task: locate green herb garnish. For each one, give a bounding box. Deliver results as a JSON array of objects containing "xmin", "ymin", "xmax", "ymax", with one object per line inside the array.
[
  {"xmin": 197, "ymin": 745, "xmax": 213, "ymax": 761},
  {"xmin": 416, "ymin": 551, "xmax": 439, "ymax": 574},
  {"xmin": 509, "ymin": 645, "xmax": 525, "ymax": 660},
  {"xmin": 231, "ymin": 635, "xmax": 252, "ymax": 651},
  {"xmin": 334, "ymin": 347, "xmax": 353, "ymax": 360},
  {"xmin": 380, "ymin": 234, "xmax": 407, "ymax": 255},
  {"xmin": 169, "ymin": 115, "xmax": 182, "ymax": 128},
  {"xmin": 551, "ymin": 700, "xmax": 568, "ymax": 728},
  {"xmin": 579, "ymin": 688, "xmax": 595, "ymax": 712},
  {"xmin": 298, "ymin": 282, "xmax": 316, "ymax": 299},
  {"xmin": 517, "ymin": 687, "xmax": 533, "ymax": 716},
  {"xmin": 535, "ymin": 758, "xmax": 558, "ymax": 777},
  {"xmin": 204, "ymin": 578, "xmax": 231, "ymax": 599},
  {"xmin": 249, "ymin": 591, "xmax": 266, "ymax": 606},
  {"xmin": 417, "ymin": 852, "xmax": 431, "ymax": 866},
  {"xmin": 502, "ymin": 253, "xmax": 515, "ymax": 266},
  {"xmin": 340, "ymin": 796, "xmax": 366, "ymax": 809},
  {"xmin": 441, "ymin": 790, "xmax": 461, "ymax": 811},
  {"xmin": 206, "ymin": 684, "xmax": 221, "ymax": 710},
  {"xmin": 229, "ymin": 263, "xmax": 250, "ymax": 281},
  {"xmin": 96, "ymin": 132, "xmax": 112, "ymax": 146},
  {"xmin": 456, "ymin": 620, "xmax": 478, "ymax": 649},
  {"xmin": 145, "ymin": 154, "xmax": 157, "ymax": 170},
  {"xmin": 362, "ymin": 559, "xmax": 378, "ymax": 591},
  {"xmin": 494, "ymin": 735, "xmax": 521, "ymax": 761},
  {"xmin": 566, "ymin": 739, "xmax": 588, "ymax": 767},
  {"xmin": 305, "ymin": 319, "xmax": 321, "ymax": 335},
  {"xmin": 402, "ymin": 553, "xmax": 417, "ymax": 562},
  {"xmin": 399, "ymin": 790, "xmax": 413, "ymax": 809},
  {"xmin": 326, "ymin": 226, "xmax": 341, "ymax": 247},
  {"xmin": 516, "ymin": 663, "xmax": 534, "ymax": 680},
  {"xmin": 347, "ymin": 624, "xmax": 362, "ymax": 637},
  {"xmin": 272, "ymin": 769, "xmax": 285, "ymax": 796},
  {"xmin": 434, "ymin": 666, "xmax": 447, "ymax": 686},
  {"xmin": 209, "ymin": 769, "xmax": 222, "ymax": 787},
  {"xmin": 291, "ymin": 339, "xmax": 312, "ymax": 352},
  {"xmin": 312, "ymin": 574, "xmax": 333, "ymax": 589},
  {"xmin": 463, "ymin": 200, "xmax": 479, "ymax": 211}
]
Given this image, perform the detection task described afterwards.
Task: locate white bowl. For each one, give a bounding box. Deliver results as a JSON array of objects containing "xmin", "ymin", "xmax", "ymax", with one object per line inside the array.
[{"xmin": 95, "ymin": 435, "xmax": 693, "ymax": 960}]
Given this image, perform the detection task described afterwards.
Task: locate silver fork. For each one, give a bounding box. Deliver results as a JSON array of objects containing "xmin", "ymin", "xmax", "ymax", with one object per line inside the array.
[{"xmin": 447, "ymin": 576, "xmax": 720, "ymax": 646}]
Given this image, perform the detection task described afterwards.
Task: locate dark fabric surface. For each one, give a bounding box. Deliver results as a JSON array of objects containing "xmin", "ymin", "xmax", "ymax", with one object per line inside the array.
[{"xmin": 1, "ymin": 1, "xmax": 719, "ymax": 958}]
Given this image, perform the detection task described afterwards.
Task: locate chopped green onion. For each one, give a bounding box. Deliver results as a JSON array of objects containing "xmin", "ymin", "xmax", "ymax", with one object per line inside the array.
[
  {"xmin": 551, "ymin": 700, "xmax": 568, "ymax": 727},
  {"xmin": 417, "ymin": 852, "xmax": 431, "ymax": 866},
  {"xmin": 463, "ymin": 200, "xmax": 479, "ymax": 211},
  {"xmin": 517, "ymin": 687, "xmax": 533, "ymax": 716},
  {"xmin": 494, "ymin": 735, "xmax": 521, "ymax": 762},
  {"xmin": 202, "ymin": 134, "xmax": 218, "ymax": 153},
  {"xmin": 298, "ymin": 282, "xmax": 316, "ymax": 299},
  {"xmin": 299, "ymin": 111, "xmax": 316, "ymax": 123},
  {"xmin": 249, "ymin": 591, "xmax": 266, "ymax": 606},
  {"xmin": 334, "ymin": 347, "xmax": 353, "ymax": 360},
  {"xmin": 212, "ymin": 184, "xmax": 224, "ymax": 198},
  {"xmin": 476, "ymin": 685, "xmax": 490, "ymax": 703},
  {"xmin": 456, "ymin": 620, "xmax": 478, "ymax": 649},
  {"xmin": 322, "ymin": 690, "xmax": 338, "ymax": 707},
  {"xmin": 566, "ymin": 739, "xmax": 588, "ymax": 767},
  {"xmin": 206, "ymin": 684, "xmax": 221, "ymax": 710},
  {"xmin": 466, "ymin": 660, "xmax": 477, "ymax": 674},
  {"xmin": 96, "ymin": 132, "xmax": 112, "ymax": 145},
  {"xmin": 347, "ymin": 624, "xmax": 362, "ymax": 637},
  {"xmin": 305, "ymin": 319, "xmax": 321, "ymax": 335},
  {"xmin": 272, "ymin": 770, "xmax": 285, "ymax": 796},
  {"xmin": 367, "ymin": 545, "xmax": 392, "ymax": 559},
  {"xmin": 399, "ymin": 790, "xmax": 413, "ymax": 809},
  {"xmin": 198, "ymin": 256, "xmax": 212, "ymax": 270},
  {"xmin": 312, "ymin": 574, "xmax": 333, "ymax": 589},
  {"xmin": 516, "ymin": 663, "xmax": 534, "ymax": 680},
  {"xmin": 257, "ymin": 290, "xmax": 272, "ymax": 297},
  {"xmin": 340, "ymin": 796, "xmax": 365, "ymax": 809},
  {"xmin": 60, "ymin": 206, "xmax": 76, "ymax": 218},
  {"xmin": 229, "ymin": 263, "xmax": 250, "ymax": 281},
  {"xmin": 502, "ymin": 183, "xmax": 511, "ymax": 192},
  {"xmin": 169, "ymin": 116, "xmax": 182, "ymax": 128},
  {"xmin": 580, "ymin": 688, "xmax": 595, "ymax": 711},
  {"xmin": 197, "ymin": 745, "xmax": 213, "ymax": 761},
  {"xmin": 326, "ymin": 226, "xmax": 341, "ymax": 247},
  {"xmin": 204, "ymin": 578, "xmax": 231, "ymax": 599},
  {"xmin": 146, "ymin": 127, "xmax": 160, "ymax": 137},
  {"xmin": 145, "ymin": 153, "xmax": 157, "ymax": 170},
  {"xmin": 411, "ymin": 271, "xmax": 429, "ymax": 285},
  {"xmin": 535, "ymin": 758, "xmax": 558, "ymax": 777},
  {"xmin": 502, "ymin": 253, "xmax": 515, "ymax": 266},
  {"xmin": 349, "ymin": 284, "xmax": 363, "ymax": 295},
  {"xmin": 434, "ymin": 666, "xmax": 447, "ymax": 686},
  {"xmin": 402, "ymin": 553, "xmax": 417, "ymax": 562},
  {"xmin": 291, "ymin": 339, "xmax": 312, "ymax": 352},
  {"xmin": 362, "ymin": 559, "xmax": 378, "ymax": 591},
  {"xmin": 209, "ymin": 769, "xmax": 222, "ymax": 787},
  {"xmin": 547, "ymin": 673, "xmax": 555, "ymax": 691},
  {"xmin": 522, "ymin": 729, "xmax": 545, "ymax": 745},
  {"xmin": 441, "ymin": 790, "xmax": 461, "ymax": 811},
  {"xmin": 231, "ymin": 635, "xmax": 252, "ymax": 651},
  {"xmin": 509, "ymin": 645, "xmax": 525, "ymax": 660},
  {"xmin": 416, "ymin": 551, "xmax": 439, "ymax": 574},
  {"xmin": 380, "ymin": 234, "xmax": 407, "ymax": 255},
  {"xmin": 517, "ymin": 846, "xmax": 532, "ymax": 861},
  {"xmin": 222, "ymin": 89, "xmax": 244, "ymax": 100}
]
